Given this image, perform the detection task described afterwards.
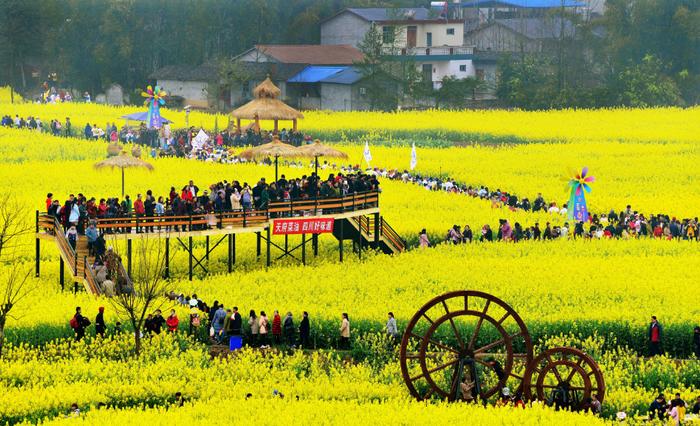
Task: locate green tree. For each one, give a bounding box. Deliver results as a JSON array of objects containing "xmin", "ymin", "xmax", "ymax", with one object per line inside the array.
[
  {"xmin": 615, "ymin": 54, "xmax": 684, "ymax": 107},
  {"xmin": 435, "ymin": 76, "xmax": 483, "ymax": 109}
]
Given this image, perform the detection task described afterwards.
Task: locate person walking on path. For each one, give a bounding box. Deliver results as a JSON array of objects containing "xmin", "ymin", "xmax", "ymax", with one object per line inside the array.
[
  {"xmin": 248, "ymin": 310, "xmax": 259, "ymax": 346},
  {"xmin": 71, "ymin": 307, "xmax": 90, "ymax": 341},
  {"xmin": 299, "ymin": 311, "xmax": 310, "ymax": 348},
  {"xmin": 272, "ymin": 310, "xmax": 282, "ymax": 344},
  {"xmin": 258, "ymin": 311, "xmax": 269, "ymax": 348},
  {"xmin": 649, "ymin": 316, "xmax": 663, "ymax": 356},
  {"xmin": 95, "ymin": 307, "xmax": 106, "ymax": 338},
  {"xmin": 419, "ymin": 229, "xmax": 430, "ymax": 248},
  {"xmin": 166, "ymin": 309, "xmax": 179, "ymax": 333},
  {"xmin": 212, "ymin": 304, "xmax": 227, "ymax": 343},
  {"xmin": 340, "ymin": 313, "xmax": 350, "ymax": 349},
  {"xmin": 386, "ymin": 312, "xmax": 399, "ymax": 343},
  {"xmin": 283, "ymin": 312, "xmax": 295, "ymax": 347}
]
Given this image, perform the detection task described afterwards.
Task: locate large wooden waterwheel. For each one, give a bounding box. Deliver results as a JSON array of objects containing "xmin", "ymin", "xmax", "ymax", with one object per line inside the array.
[
  {"xmin": 399, "ymin": 291, "xmax": 605, "ymax": 409},
  {"xmin": 522, "ymin": 347, "xmax": 605, "ymax": 409},
  {"xmin": 399, "ymin": 290, "xmax": 534, "ymax": 402}
]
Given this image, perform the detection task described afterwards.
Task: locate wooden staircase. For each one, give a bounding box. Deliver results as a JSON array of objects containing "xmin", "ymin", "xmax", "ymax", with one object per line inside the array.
[
  {"xmin": 332, "ymin": 215, "xmax": 406, "ymax": 254},
  {"xmin": 40, "ymin": 216, "xmax": 102, "ymax": 296}
]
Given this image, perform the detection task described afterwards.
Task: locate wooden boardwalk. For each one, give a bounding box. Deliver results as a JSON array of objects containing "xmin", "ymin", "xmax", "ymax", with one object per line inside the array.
[{"xmin": 35, "ymin": 191, "xmax": 404, "ymax": 295}]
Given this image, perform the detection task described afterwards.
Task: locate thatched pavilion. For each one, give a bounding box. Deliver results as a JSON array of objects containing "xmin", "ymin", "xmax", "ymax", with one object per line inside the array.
[{"xmin": 230, "ymin": 77, "xmax": 304, "ymax": 132}]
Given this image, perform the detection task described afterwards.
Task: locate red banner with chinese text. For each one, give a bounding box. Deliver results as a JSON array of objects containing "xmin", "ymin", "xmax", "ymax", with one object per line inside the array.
[{"xmin": 272, "ymin": 218, "xmax": 335, "ymax": 235}]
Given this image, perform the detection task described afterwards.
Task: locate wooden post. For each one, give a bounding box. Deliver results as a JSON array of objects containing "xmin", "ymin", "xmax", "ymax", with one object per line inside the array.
[
  {"xmin": 188, "ymin": 236, "xmax": 193, "ymax": 281},
  {"xmin": 293, "ymin": 119, "xmax": 297, "ymax": 131},
  {"xmin": 205, "ymin": 236, "xmax": 210, "ymax": 261},
  {"xmin": 374, "ymin": 212, "xmax": 380, "ymax": 246},
  {"xmin": 313, "ymin": 234, "xmax": 318, "ymax": 256},
  {"xmin": 266, "ymin": 227, "xmax": 271, "ymax": 267},
  {"xmin": 274, "ymin": 119, "xmax": 278, "ymax": 132},
  {"xmin": 127, "ymin": 239, "xmax": 132, "ymax": 276},
  {"xmin": 256, "ymin": 232, "xmax": 261, "ymax": 257},
  {"xmin": 237, "ymin": 118, "xmax": 241, "ymax": 130},
  {"xmin": 35, "ymin": 210, "xmax": 40, "ymax": 277},
  {"xmin": 357, "ymin": 222, "xmax": 362, "ymax": 260},
  {"xmin": 165, "ymin": 237, "xmax": 170, "ymax": 279},
  {"xmin": 302, "ymin": 234, "xmax": 306, "ymax": 266},
  {"xmin": 59, "ymin": 257, "xmax": 65, "ymax": 290}
]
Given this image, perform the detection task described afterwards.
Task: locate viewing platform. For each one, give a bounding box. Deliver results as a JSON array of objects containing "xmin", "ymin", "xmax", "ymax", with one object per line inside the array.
[{"xmin": 35, "ymin": 191, "xmax": 405, "ymax": 295}]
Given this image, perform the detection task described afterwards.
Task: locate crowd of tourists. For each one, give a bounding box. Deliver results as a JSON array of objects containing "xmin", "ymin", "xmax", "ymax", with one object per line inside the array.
[
  {"xmin": 47, "ymin": 172, "xmax": 380, "ymax": 232},
  {"xmin": 69, "ymin": 299, "xmax": 401, "ymax": 353},
  {"xmin": 433, "ymin": 206, "xmax": 698, "ymax": 247},
  {"xmin": 647, "ymin": 393, "xmax": 700, "ymax": 424}
]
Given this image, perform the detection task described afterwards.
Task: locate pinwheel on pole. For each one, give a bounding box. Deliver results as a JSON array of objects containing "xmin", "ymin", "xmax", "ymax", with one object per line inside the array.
[
  {"xmin": 567, "ymin": 167, "xmax": 595, "ymax": 222},
  {"xmin": 141, "ymin": 85, "xmax": 167, "ymax": 129}
]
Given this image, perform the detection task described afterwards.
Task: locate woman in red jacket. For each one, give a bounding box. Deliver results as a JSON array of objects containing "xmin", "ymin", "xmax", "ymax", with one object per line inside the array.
[
  {"xmin": 166, "ymin": 309, "xmax": 179, "ymax": 333},
  {"xmin": 272, "ymin": 310, "xmax": 282, "ymax": 344}
]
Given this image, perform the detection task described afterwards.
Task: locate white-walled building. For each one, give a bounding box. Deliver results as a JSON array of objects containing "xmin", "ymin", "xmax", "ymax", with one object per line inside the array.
[{"xmin": 321, "ymin": 8, "xmax": 477, "ymax": 89}]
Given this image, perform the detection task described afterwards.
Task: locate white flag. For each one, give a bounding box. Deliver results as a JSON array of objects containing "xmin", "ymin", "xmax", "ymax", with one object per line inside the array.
[
  {"xmin": 363, "ymin": 141, "xmax": 372, "ymax": 167},
  {"xmin": 410, "ymin": 143, "xmax": 417, "ymax": 170}
]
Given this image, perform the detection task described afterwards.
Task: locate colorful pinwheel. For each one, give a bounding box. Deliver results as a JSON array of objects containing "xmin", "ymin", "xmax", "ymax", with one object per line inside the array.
[
  {"xmin": 567, "ymin": 167, "xmax": 595, "ymax": 222},
  {"xmin": 140, "ymin": 85, "xmax": 167, "ymax": 129}
]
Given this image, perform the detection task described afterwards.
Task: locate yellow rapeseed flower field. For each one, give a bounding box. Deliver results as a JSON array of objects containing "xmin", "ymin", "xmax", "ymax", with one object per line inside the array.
[{"xmin": 1, "ymin": 90, "xmax": 699, "ymax": 424}]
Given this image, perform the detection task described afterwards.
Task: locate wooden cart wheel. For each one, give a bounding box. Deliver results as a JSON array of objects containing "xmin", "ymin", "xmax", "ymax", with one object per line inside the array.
[
  {"xmin": 399, "ymin": 290, "xmax": 533, "ymax": 402},
  {"xmin": 522, "ymin": 347, "xmax": 605, "ymax": 410}
]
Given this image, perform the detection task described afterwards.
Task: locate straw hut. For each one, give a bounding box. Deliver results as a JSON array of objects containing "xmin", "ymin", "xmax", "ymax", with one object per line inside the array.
[
  {"xmin": 297, "ymin": 139, "xmax": 349, "ymax": 174},
  {"xmin": 230, "ymin": 77, "xmax": 304, "ymax": 132},
  {"xmin": 94, "ymin": 152, "xmax": 154, "ymax": 197},
  {"xmin": 239, "ymin": 136, "xmax": 300, "ymax": 181}
]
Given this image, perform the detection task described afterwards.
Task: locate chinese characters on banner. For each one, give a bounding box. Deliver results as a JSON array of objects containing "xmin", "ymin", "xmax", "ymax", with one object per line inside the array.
[{"xmin": 272, "ymin": 218, "xmax": 335, "ymax": 235}]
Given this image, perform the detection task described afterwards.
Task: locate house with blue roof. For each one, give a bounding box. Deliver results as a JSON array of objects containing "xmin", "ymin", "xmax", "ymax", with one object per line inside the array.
[{"xmin": 286, "ymin": 65, "xmax": 398, "ymax": 111}]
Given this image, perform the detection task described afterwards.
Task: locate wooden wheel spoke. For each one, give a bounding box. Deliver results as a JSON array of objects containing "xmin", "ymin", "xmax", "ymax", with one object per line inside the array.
[
  {"xmin": 410, "ymin": 359, "xmax": 459, "ymax": 381},
  {"xmin": 425, "ymin": 338, "xmax": 460, "ymax": 354},
  {"xmin": 467, "ymin": 300, "xmax": 491, "ymax": 351},
  {"xmin": 422, "ymin": 312, "xmax": 435, "ymax": 325},
  {"xmin": 473, "ymin": 339, "xmax": 505, "ymax": 355},
  {"xmin": 422, "ymin": 387, "xmax": 435, "ymax": 400},
  {"xmin": 564, "ymin": 358, "xmax": 585, "ymax": 383},
  {"xmin": 508, "ymin": 371, "xmax": 523, "ymax": 380},
  {"xmin": 442, "ymin": 301, "xmax": 465, "ymax": 350},
  {"xmin": 497, "ymin": 311, "xmax": 511, "ymax": 325},
  {"xmin": 474, "ymin": 331, "xmax": 522, "ymax": 355},
  {"xmin": 546, "ymin": 355, "xmax": 565, "ymax": 383}
]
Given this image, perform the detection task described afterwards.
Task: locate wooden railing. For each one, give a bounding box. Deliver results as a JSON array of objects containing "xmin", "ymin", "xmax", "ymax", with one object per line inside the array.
[
  {"xmin": 83, "ymin": 256, "xmax": 100, "ymax": 295},
  {"xmin": 380, "ymin": 217, "xmax": 406, "ymax": 252},
  {"xmin": 38, "ymin": 191, "xmax": 380, "ymax": 236},
  {"xmin": 349, "ymin": 215, "xmax": 406, "ymax": 253},
  {"xmin": 50, "ymin": 217, "xmax": 78, "ymax": 275}
]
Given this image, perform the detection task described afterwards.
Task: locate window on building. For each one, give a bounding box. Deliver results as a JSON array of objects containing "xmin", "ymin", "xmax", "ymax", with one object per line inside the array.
[
  {"xmin": 476, "ymin": 69, "xmax": 485, "ymax": 81},
  {"xmin": 459, "ymin": 64, "xmax": 467, "ymax": 72},
  {"xmin": 446, "ymin": 28, "xmax": 455, "ymax": 35},
  {"xmin": 359, "ymin": 87, "xmax": 367, "ymax": 96},
  {"xmin": 421, "ymin": 64, "xmax": 433, "ymax": 83},
  {"xmin": 382, "ymin": 26, "xmax": 395, "ymax": 44},
  {"xmin": 426, "ymin": 32, "xmax": 433, "ymax": 47}
]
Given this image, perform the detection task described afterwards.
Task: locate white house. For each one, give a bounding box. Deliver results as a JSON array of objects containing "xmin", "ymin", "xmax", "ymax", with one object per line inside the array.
[
  {"xmin": 321, "ymin": 8, "xmax": 477, "ymax": 89},
  {"xmin": 149, "ymin": 63, "xmax": 219, "ymax": 109}
]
